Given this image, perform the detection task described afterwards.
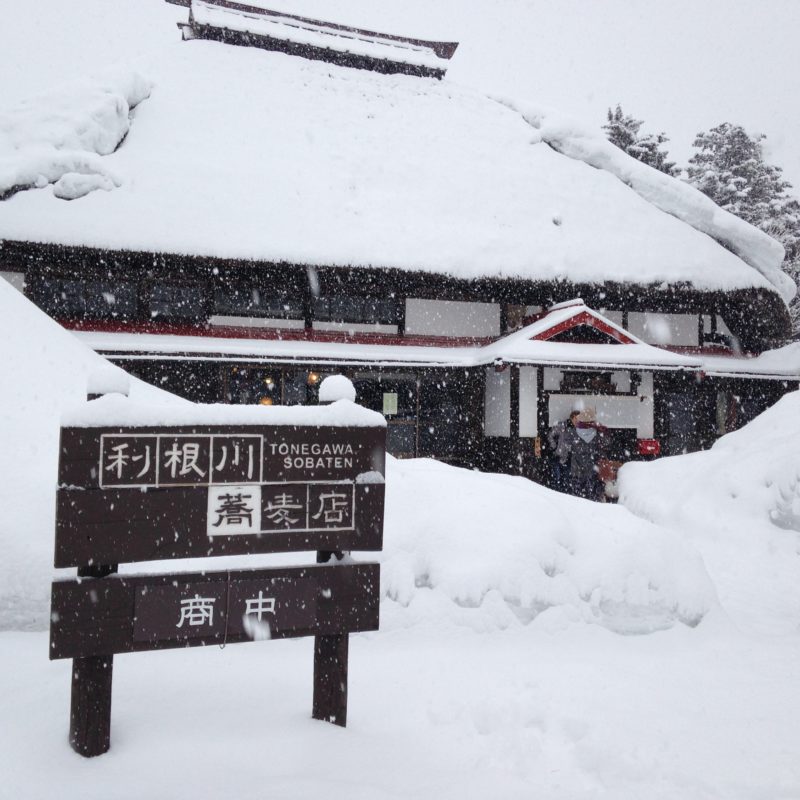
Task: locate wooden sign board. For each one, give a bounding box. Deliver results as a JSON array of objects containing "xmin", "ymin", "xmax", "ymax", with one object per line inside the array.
[
  {"xmin": 50, "ymin": 563, "xmax": 378, "ymax": 659},
  {"xmin": 50, "ymin": 415, "xmax": 386, "ymax": 756},
  {"xmin": 55, "ymin": 424, "xmax": 385, "ymax": 567}
]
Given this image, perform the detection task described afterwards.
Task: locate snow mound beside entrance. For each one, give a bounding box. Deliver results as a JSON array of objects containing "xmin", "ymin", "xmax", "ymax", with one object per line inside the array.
[
  {"xmin": 618, "ymin": 390, "xmax": 800, "ymax": 634},
  {"xmin": 383, "ymin": 458, "xmax": 715, "ymax": 634}
]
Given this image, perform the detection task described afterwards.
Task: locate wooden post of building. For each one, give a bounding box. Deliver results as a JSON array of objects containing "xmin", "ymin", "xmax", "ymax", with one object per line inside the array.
[
  {"xmin": 313, "ymin": 550, "xmax": 348, "ymax": 726},
  {"xmin": 69, "ymin": 562, "xmax": 117, "ymax": 757}
]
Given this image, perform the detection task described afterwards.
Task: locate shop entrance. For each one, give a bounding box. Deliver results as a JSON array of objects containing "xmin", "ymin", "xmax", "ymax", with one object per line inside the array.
[{"xmin": 353, "ymin": 373, "xmax": 418, "ymax": 458}]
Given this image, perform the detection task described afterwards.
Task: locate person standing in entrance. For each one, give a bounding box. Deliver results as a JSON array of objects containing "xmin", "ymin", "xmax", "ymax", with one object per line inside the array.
[
  {"xmin": 556, "ymin": 407, "xmax": 606, "ymax": 501},
  {"xmin": 548, "ymin": 410, "xmax": 579, "ymax": 492}
]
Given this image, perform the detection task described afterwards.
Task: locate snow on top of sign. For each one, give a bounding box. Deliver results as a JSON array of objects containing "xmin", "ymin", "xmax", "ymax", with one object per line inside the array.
[
  {"xmin": 319, "ymin": 374, "xmax": 357, "ymax": 403},
  {"xmin": 0, "ymin": 21, "xmax": 787, "ymax": 300},
  {"xmin": 86, "ymin": 364, "xmax": 131, "ymax": 397},
  {"xmin": 61, "ymin": 393, "xmax": 386, "ymax": 428}
]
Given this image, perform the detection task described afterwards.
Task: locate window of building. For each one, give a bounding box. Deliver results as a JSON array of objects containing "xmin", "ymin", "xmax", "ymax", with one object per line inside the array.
[
  {"xmin": 353, "ymin": 373, "xmax": 418, "ymax": 457},
  {"xmin": 37, "ymin": 277, "xmax": 138, "ymax": 319},
  {"xmin": 283, "ymin": 369, "xmax": 330, "ymax": 405},
  {"xmin": 313, "ymin": 296, "xmax": 400, "ymax": 325},
  {"xmin": 225, "ymin": 367, "xmax": 282, "ymax": 405},
  {"xmin": 149, "ymin": 284, "xmax": 206, "ymax": 321},
  {"xmin": 214, "ymin": 286, "xmax": 303, "ymax": 319},
  {"xmin": 560, "ymin": 371, "xmax": 617, "ymax": 393},
  {"xmin": 484, "ymin": 367, "xmax": 511, "ymax": 437}
]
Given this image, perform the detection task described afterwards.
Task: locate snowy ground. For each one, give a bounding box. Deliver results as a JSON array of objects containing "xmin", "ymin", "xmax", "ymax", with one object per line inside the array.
[
  {"xmin": 1, "ymin": 285, "xmax": 800, "ymax": 798},
  {"xmin": 3, "ymin": 613, "xmax": 800, "ymax": 800}
]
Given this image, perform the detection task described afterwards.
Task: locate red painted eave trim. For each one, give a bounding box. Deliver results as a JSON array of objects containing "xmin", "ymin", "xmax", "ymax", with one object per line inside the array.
[{"xmin": 59, "ymin": 319, "xmax": 495, "ymax": 349}]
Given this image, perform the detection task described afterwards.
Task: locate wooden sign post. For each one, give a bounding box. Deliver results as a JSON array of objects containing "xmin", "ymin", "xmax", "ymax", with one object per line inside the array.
[{"xmin": 50, "ymin": 413, "xmax": 386, "ymax": 756}]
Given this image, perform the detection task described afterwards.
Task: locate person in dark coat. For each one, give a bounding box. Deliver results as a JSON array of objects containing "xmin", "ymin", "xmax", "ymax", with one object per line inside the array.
[
  {"xmin": 556, "ymin": 407, "xmax": 607, "ymax": 500},
  {"xmin": 547, "ymin": 410, "xmax": 579, "ymax": 492}
]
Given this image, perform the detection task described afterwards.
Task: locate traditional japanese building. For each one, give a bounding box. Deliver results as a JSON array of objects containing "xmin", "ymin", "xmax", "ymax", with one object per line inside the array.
[{"xmin": 1, "ymin": 0, "xmax": 798, "ymax": 485}]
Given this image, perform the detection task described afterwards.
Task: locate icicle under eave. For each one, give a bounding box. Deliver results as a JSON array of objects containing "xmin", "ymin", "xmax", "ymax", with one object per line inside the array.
[{"xmin": 175, "ymin": 0, "xmax": 459, "ymax": 79}]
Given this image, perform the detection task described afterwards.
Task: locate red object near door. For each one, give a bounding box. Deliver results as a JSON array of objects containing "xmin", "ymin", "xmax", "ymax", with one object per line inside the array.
[{"xmin": 637, "ymin": 438, "xmax": 661, "ymax": 456}]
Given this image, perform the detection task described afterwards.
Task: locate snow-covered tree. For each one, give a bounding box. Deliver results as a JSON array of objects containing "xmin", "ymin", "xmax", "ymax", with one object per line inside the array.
[
  {"xmin": 603, "ymin": 105, "xmax": 679, "ymax": 176},
  {"xmin": 687, "ymin": 123, "xmax": 800, "ymax": 333}
]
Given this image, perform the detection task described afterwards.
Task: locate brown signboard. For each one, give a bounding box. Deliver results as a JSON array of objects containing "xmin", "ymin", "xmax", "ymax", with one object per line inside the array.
[
  {"xmin": 55, "ymin": 424, "xmax": 386, "ymax": 567},
  {"xmin": 50, "ymin": 563, "xmax": 378, "ymax": 659},
  {"xmin": 51, "ymin": 416, "xmax": 385, "ymax": 756}
]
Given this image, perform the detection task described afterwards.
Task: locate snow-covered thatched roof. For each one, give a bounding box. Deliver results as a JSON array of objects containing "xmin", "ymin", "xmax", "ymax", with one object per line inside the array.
[{"xmin": 0, "ymin": 3, "xmax": 792, "ymax": 304}]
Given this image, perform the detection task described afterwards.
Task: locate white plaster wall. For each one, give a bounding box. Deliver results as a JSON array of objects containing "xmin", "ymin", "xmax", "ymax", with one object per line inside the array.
[
  {"xmin": 543, "ymin": 367, "xmax": 563, "ymax": 391},
  {"xmin": 313, "ymin": 321, "xmax": 398, "ymax": 334},
  {"xmin": 484, "ymin": 367, "xmax": 510, "ymax": 436},
  {"xmin": 628, "ymin": 312, "xmax": 699, "ymax": 346},
  {"xmin": 210, "ymin": 315, "xmax": 306, "ymax": 330},
  {"xmin": 717, "ymin": 315, "xmax": 734, "ymax": 338},
  {"xmin": 611, "ymin": 371, "xmax": 631, "ymax": 392},
  {"xmin": 602, "ymin": 309, "xmax": 624, "ymax": 327},
  {"xmin": 0, "ymin": 271, "xmax": 25, "ymax": 293},
  {"xmin": 519, "ymin": 366, "xmax": 538, "ymax": 437},
  {"xmin": 406, "ymin": 299, "xmax": 500, "ymax": 337}
]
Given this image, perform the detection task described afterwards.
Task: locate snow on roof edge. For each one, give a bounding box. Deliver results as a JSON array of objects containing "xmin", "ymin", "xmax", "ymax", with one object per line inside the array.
[{"xmin": 493, "ymin": 96, "xmax": 795, "ymax": 304}]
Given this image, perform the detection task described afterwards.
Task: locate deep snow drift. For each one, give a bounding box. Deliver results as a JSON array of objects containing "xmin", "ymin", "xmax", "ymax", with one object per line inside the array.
[
  {"xmin": 620, "ymin": 389, "xmax": 800, "ymax": 635},
  {"xmin": 0, "ymin": 280, "xmax": 185, "ymax": 628}
]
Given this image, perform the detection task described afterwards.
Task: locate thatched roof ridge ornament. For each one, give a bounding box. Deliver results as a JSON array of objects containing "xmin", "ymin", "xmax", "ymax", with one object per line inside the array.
[{"xmin": 175, "ymin": 0, "xmax": 459, "ymax": 79}]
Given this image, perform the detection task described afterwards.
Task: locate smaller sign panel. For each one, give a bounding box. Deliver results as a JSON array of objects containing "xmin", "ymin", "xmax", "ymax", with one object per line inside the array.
[
  {"xmin": 50, "ymin": 564, "xmax": 379, "ymax": 660},
  {"xmin": 133, "ymin": 577, "xmax": 317, "ymax": 643}
]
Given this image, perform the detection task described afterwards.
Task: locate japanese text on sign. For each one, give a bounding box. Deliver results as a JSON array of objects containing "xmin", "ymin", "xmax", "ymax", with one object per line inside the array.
[
  {"xmin": 99, "ymin": 433, "xmax": 359, "ymax": 488},
  {"xmin": 100, "ymin": 434, "xmax": 262, "ymax": 488},
  {"xmin": 206, "ymin": 482, "xmax": 355, "ymax": 536},
  {"xmin": 132, "ymin": 578, "xmax": 318, "ymax": 643}
]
